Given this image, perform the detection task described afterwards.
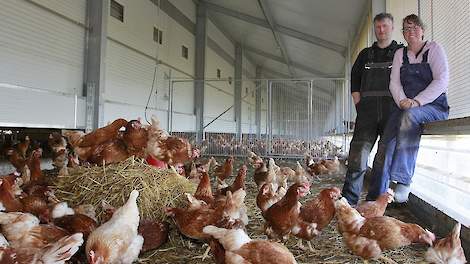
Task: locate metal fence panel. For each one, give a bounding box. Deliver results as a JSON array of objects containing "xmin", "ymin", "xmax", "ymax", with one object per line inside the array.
[{"xmin": 166, "ymin": 78, "xmax": 347, "ymax": 158}]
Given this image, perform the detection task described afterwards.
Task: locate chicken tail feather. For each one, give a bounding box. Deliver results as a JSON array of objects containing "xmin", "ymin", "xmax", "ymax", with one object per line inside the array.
[
  {"xmin": 203, "ymin": 225, "xmax": 228, "ymax": 240},
  {"xmin": 344, "ymin": 232, "xmax": 382, "ymax": 260},
  {"xmin": 39, "ymin": 233, "xmax": 84, "ymax": 263}
]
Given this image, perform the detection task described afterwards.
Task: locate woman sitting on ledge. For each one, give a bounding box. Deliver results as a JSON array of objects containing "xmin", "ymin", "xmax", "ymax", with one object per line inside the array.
[{"xmin": 367, "ymin": 14, "xmax": 450, "ymax": 204}]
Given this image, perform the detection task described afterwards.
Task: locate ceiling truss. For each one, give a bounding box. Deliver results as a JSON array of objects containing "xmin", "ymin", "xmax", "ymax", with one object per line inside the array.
[{"xmin": 203, "ymin": 1, "xmax": 346, "ymax": 56}]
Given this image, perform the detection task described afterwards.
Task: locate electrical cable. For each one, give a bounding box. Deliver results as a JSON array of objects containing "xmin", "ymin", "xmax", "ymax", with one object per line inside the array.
[{"xmin": 144, "ymin": 0, "xmax": 161, "ymax": 124}]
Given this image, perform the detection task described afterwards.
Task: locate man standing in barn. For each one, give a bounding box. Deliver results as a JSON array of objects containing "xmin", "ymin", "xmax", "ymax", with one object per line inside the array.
[{"xmin": 342, "ymin": 13, "xmax": 403, "ymax": 206}]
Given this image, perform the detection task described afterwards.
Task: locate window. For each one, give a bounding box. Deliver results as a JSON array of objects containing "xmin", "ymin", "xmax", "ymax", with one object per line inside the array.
[
  {"xmin": 110, "ymin": 0, "xmax": 124, "ymax": 22},
  {"xmin": 245, "ymin": 87, "xmax": 248, "ymax": 95},
  {"xmin": 251, "ymin": 91, "xmax": 255, "ymax": 98},
  {"xmin": 217, "ymin": 69, "xmax": 221, "ymax": 79},
  {"xmin": 153, "ymin": 27, "xmax": 163, "ymax": 44},
  {"xmin": 181, "ymin": 45, "xmax": 188, "ymax": 59},
  {"xmin": 153, "ymin": 27, "xmax": 158, "ymax": 42}
]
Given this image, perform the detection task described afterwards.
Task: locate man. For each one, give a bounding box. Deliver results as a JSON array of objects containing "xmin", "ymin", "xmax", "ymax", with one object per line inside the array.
[{"xmin": 342, "ymin": 13, "xmax": 403, "ymax": 206}]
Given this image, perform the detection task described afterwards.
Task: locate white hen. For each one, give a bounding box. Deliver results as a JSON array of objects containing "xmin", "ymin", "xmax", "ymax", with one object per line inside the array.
[
  {"xmin": 86, "ymin": 190, "xmax": 143, "ymax": 264},
  {"xmin": 203, "ymin": 225, "xmax": 297, "ymax": 264}
]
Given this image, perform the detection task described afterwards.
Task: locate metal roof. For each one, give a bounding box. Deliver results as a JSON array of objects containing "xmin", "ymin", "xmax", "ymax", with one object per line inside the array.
[{"xmin": 204, "ymin": 0, "xmax": 369, "ymax": 79}]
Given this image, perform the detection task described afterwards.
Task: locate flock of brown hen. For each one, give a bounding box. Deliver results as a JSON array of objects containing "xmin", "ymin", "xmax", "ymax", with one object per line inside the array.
[{"xmin": 0, "ymin": 118, "xmax": 467, "ymax": 263}]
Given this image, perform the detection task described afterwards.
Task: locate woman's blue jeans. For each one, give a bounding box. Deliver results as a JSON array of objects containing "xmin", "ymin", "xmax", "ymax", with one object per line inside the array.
[{"xmin": 366, "ymin": 104, "xmax": 449, "ymax": 200}]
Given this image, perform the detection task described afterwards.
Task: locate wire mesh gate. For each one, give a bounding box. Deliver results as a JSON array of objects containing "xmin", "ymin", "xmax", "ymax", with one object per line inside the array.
[
  {"xmin": 265, "ymin": 79, "xmax": 347, "ymax": 158},
  {"xmin": 166, "ymin": 78, "xmax": 349, "ymax": 158}
]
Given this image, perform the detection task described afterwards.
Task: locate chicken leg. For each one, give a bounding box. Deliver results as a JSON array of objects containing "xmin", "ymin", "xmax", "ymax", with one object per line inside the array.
[
  {"xmin": 296, "ymin": 239, "xmax": 314, "ymax": 252},
  {"xmin": 307, "ymin": 241, "xmax": 314, "ymax": 252},
  {"xmin": 296, "ymin": 239, "xmax": 305, "ymax": 250},
  {"xmin": 191, "ymin": 243, "xmax": 210, "ymax": 261},
  {"xmin": 201, "ymin": 244, "xmax": 211, "ymax": 261}
]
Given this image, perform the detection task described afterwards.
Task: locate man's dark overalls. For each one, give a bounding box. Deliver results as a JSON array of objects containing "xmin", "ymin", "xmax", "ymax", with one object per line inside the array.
[
  {"xmin": 367, "ymin": 47, "xmax": 449, "ymax": 199},
  {"xmin": 342, "ymin": 41, "xmax": 402, "ymax": 205}
]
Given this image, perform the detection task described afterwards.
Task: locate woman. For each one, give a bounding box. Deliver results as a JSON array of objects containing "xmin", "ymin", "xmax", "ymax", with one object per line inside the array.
[{"xmin": 366, "ymin": 14, "xmax": 449, "ymax": 203}]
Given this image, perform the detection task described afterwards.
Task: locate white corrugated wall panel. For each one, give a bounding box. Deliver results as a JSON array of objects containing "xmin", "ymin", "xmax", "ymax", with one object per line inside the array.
[
  {"xmin": 420, "ymin": 0, "xmax": 470, "ymax": 119},
  {"xmin": 105, "ymin": 40, "xmax": 181, "ymax": 126},
  {"xmin": 105, "ymin": 40, "xmax": 160, "ymax": 106},
  {"xmin": 104, "ymin": 101, "xmax": 168, "ymax": 129},
  {"xmin": 108, "ymin": 0, "xmax": 160, "ymax": 60},
  {"xmin": 0, "ymin": 0, "xmax": 85, "ymax": 95},
  {"xmin": 207, "ymin": 20, "xmax": 235, "ymax": 57},
  {"xmin": 204, "ymin": 117, "xmax": 236, "ymax": 133},
  {"xmin": 240, "ymin": 79, "xmax": 256, "ymax": 134},
  {"xmin": 205, "ymin": 49, "xmax": 234, "ymax": 92},
  {"xmin": 204, "ymin": 84, "xmax": 235, "ymax": 133},
  {"xmin": 241, "ymin": 100, "xmax": 255, "ymax": 134},
  {"xmin": 0, "ymin": 0, "xmax": 86, "ymax": 128},
  {"xmin": 0, "ymin": 84, "xmax": 85, "ymax": 129},
  {"xmin": 386, "ymin": 0, "xmax": 418, "ymax": 45},
  {"xmin": 31, "ymin": 0, "xmax": 87, "ymax": 24},
  {"xmin": 168, "ymin": 0, "xmax": 196, "ymax": 23}
]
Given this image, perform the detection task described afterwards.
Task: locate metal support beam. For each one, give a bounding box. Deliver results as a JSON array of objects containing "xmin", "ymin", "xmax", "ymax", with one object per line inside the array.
[
  {"xmin": 234, "ymin": 43, "xmax": 243, "ymax": 141},
  {"xmin": 255, "ymin": 66, "xmax": 262, "ymax": 138},
  {"xmin": 275, "ymin": 25, "xmax": 345, "ymax": 55},
  {"xmin": 257, "ymin": 0, "xmax": 295, "ymax": 78},
  {"xmin": 194, "ymin": 1, "xmax": 207, "ymax": 143},
  {"xmin": 244, "ymin": 46, "xmax": 341, "ymax": 78},
  {"xmin": 203, "ymin": 1, "xmax": 345, "ymax": 56},
  {"xmin": 84, "ymin": 0, "xmax": 108, "ymax": 131},
  {"xmin": 262, "ymin": 67, "xmax": 291, "ymax": 79}
]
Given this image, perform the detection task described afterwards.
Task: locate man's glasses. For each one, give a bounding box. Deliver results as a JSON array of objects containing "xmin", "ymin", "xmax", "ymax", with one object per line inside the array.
[{"xmin": 402, "ymin": 25, "xmax": 421, "ymax": 33}]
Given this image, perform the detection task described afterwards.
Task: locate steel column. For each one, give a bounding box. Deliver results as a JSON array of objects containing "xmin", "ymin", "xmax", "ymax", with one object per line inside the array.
[
  {"xmin": 255, "ymin": 67, "xmax": 262, "ymax": 138},
  {"xmin": 194, "ymin": 2, "xmax": 207, "ymax": 143},
  {"xmin": 234, "ymin": 43, "xmax": 243, "ymax": 141},
  {"xmin": 84, "ymin": 0, "xmax": 108, "ymax": 131}
]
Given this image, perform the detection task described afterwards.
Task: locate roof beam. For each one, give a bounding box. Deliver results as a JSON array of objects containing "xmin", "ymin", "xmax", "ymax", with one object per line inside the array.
[
  {"xmin": 203, "ymin": 1, "xmax": 345, "ymax": 56},
  {"xmin": 275, "ymin": 25, "xmax": 344, "ymax": 55},
  {"xmin": 257, "ymin": 0, "xmax": 295, "ymax": 78},
  {"xmin": 244, "ymin": 46, "xmax": 341, "ymax": 78},
  {"xmin": 262, "ymin": 67, "xmax": 291, "ymax": 79}
]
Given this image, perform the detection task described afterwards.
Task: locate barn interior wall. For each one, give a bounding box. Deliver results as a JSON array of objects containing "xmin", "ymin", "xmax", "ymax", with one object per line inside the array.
[
  {"xmin": 0, "ymin": 0, "xmax": 87, "ymax": 129},
  {"xmin": 104, "ymin": 0, "xmax": 257, "ymax": 134}
]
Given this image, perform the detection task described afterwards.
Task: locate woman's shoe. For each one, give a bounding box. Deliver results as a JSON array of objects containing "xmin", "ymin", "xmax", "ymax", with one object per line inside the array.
[{"xmin": 391, "ymin": 182, "xmax": 411, "ymax": 203}]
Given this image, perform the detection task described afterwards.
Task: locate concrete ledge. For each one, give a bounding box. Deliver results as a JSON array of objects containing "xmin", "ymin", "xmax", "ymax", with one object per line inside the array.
[
  {"xmin": 423, "ymin": 116, "xmax": 470, "ymax": 135},
  {"xmin": 408, "ymin": 193, "xmax": 469, "ymax": 259}
]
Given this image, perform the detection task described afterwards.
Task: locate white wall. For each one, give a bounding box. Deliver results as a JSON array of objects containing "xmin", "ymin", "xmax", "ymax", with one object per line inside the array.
[
  {"xmin": 0, "ymin": 0, "xmax": 86, "ymax": 129},
  {"xmin": 105, "ymin": 0, "xmax": 197, "ymax": 129},
  {"xmin": 386, "ymin": 0, "xmax": 418, "ymax": 45},
  {"xmin": 0, "ymin": 0, "xmax": 260, "ymax": 132},
  {"xmin": 207, "ymin": 20, "xmax": 234, "ymax": 57},
  {"xmin": 104, "ymin": 0, "xmax": 262, "ymax": 133},
  {"xmin": 169, "ymin": 0, "xmax": 196, "ymax": 23},
  {"xmin": 31, "ymin": 0, "xmax": 87, "ymax": 24}
]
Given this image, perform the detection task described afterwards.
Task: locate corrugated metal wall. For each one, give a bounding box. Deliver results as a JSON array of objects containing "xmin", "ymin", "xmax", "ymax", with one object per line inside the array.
[
  {"xmin": 0, "ymin": 0, "xmax": 86, "ymax": 128},
  {"xmin": 419, "ymin": 0, "xmax": 470, "ymax": 119}
]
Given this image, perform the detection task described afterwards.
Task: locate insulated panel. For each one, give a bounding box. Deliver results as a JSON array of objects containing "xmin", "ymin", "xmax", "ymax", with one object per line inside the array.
[
  {"xmin": 0, "ymin": 0, "xmax": 86, "ymax": 128},
  {"xmin": 420, "ymin": 0, "xmax": 470, "ymax": 119},
  {"xmin": 0, "ymin": 0, "xmax": 85, "ymax": 95},
  {"xmin": 0, "ymin": 84, "xmax": 85, "ymax": 129}
]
